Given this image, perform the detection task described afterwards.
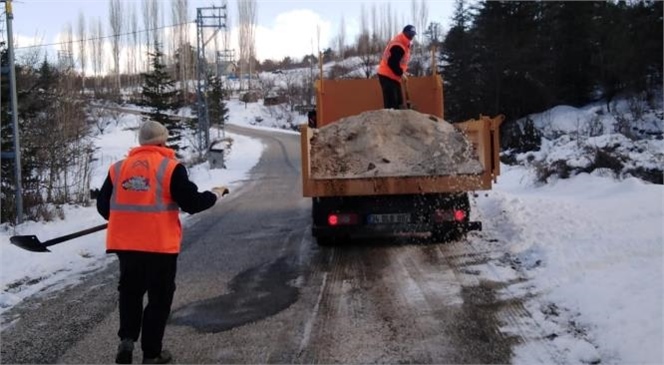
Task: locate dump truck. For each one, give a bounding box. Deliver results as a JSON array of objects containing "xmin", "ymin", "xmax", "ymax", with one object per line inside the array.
[{"xmin": 300, "ymin": 73, "xmax": 503, "ymax": 246}]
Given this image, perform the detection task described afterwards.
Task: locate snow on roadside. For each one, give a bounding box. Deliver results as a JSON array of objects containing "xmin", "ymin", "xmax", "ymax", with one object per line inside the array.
[
  {"xmin": 510, "ymin": 96, "xmax": 663, "ymax": 185},
  {"xmin": 472, "ymin": 164, "xmax": 663, "ymax": 364}
]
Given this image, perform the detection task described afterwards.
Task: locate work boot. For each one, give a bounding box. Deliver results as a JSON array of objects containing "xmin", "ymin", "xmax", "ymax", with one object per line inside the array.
[
  {"xmin": 115, "ymin": 339, "xmax": 134, "ymax": 364},
  {"xmin": 142, "ymin": 350, "xmax": 173, "ymax": 364}
]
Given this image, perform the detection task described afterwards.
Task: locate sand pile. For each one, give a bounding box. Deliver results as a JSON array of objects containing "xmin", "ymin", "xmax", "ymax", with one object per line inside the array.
[{"xmin": 310, "ymin": 109, "xmax": 484, "ymax": 179}]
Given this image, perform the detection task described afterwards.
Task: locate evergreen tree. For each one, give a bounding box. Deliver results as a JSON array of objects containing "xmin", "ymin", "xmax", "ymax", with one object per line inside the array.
[
  {"xmin": 207, "ymin": 73, "xmax": 229, "ymax": 135},
  {"xmin": 141, "ymin": 43, "xmax": 183, "ymax": 155},
  {"xmin": 441, "ymin": 0, "xmax": 481, "ymax": 122},
  {"xmin": 538, "ymin": 1, "xmax": 596, "ymax": 106}
]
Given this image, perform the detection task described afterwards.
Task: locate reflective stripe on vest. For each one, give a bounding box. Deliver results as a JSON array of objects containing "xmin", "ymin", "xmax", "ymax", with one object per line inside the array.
[{"xmin": 110, "ymin": 158, "xmax": 179, "ymax": 212}]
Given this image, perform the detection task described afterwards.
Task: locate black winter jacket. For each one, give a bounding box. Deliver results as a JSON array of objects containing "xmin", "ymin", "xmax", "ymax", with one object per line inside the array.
[{"xmin": 387, "ymin": 46, "xmax": 405, "ymax": 77}]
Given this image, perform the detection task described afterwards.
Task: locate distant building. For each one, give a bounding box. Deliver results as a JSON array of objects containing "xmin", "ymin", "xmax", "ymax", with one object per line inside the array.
[{"xmin": 217, "ymin": 61, "xmax": 237, "ymax": 77}]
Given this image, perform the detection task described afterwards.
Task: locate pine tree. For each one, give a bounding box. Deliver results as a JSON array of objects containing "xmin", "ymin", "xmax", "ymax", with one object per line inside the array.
[
  {"xmin": 207, "ymin": 73, "xmax": 229, "ymax": 136},
  {"xmin": 141, "ymin": 43, "xmax": 183, "ymax": 155},
  {"xmin": 441, "ymin": 0, "xmax": 481, "ymax": 122}
]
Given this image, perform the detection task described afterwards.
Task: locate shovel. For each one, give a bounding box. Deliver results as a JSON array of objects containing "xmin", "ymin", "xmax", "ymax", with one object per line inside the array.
[
  {"xmin": 9, "ymin": 223, "xmax": 108, "ymax": 253},
  {"xmin": 401, "ymin": 77, "xmax": 414, "ymax": 110}
]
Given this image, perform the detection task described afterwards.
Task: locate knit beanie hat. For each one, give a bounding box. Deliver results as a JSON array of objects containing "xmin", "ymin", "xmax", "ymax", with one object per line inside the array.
[{"xmin": 138, "ymin": 121, "xmax": 169, "ymax": 146}]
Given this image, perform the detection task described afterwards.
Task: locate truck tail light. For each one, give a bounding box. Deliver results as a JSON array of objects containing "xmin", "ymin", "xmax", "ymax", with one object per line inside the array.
[
  {"xmin": 433, "ymin": 209, "xmax": 467, "ymax": 223},
  {"xmin": 328, "ymin": 213, "xmax": 359, "ymax": 226},
  {"xmin": 454, "ymin": 209, "xmax": 466, "ymax": 222},
  {"xmin": 328, "ymin": 214, "xmax": 338, "ymax": 226}
]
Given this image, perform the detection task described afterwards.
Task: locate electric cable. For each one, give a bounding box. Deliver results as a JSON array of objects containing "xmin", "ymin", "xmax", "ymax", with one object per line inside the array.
[{"xmin": 15, "ymin": 20, "xmax": 194, "ymax": 50}]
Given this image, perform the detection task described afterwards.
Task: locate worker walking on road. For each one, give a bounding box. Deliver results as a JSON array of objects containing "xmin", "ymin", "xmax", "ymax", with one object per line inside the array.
[
  {"xmin": 377, "ymin": 25, "xmax": 416, "ymax": 109},
  {"xmin": 97, "ymin": 121, "xmax": 229, "ymax": 364}
]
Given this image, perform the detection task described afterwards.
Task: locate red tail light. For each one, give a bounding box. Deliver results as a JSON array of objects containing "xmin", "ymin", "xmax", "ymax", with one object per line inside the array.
[
  {"xmin": 454, "ymin": 210, "xmax": 466, "ymax": 222},
  {"xmin": 328, "ymin": 213, "xmax": 359, "ymax": 226},
  {"xmin": 328, "ymin": 214, "xmax": 339, "ymax": 226}
]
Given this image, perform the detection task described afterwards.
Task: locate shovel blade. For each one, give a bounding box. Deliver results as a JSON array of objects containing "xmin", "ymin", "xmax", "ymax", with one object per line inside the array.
[{"xmin": 9, "ymin": 235, "xmax": 51, "ymax": 253}]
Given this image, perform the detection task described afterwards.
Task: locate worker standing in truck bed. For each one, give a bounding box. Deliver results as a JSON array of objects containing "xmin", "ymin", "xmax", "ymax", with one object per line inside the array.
[{"xmin": 377, "ymin": 25, "xmax": 416, "ymax": 109}]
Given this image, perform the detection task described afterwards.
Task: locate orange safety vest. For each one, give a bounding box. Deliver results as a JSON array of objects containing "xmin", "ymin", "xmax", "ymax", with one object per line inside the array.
[
  {"xmin": 377, "ymin": 32, "xmax": 411, "ymax": 82},
  {"xmin": 106, "ymin": 145, "xmax": 181, "ymax": 254}
]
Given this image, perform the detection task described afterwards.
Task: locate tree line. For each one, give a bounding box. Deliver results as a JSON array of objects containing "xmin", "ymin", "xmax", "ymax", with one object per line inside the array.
[
  {"xmin": 0, "ymin": 40, "xmax": 230, "ymax": 223},
  {"xmin": 440, "ymin": 0, "xmax": 663, "ymax": 130}
]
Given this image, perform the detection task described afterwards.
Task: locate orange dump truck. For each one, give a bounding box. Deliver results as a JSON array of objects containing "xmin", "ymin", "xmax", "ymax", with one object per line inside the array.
[{"xmin": 300, "ymin": 74, "xmax": 503, "ymax": 245}]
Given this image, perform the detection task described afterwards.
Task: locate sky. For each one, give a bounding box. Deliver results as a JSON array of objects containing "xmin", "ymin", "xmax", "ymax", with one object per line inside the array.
[
  {"xmin": 1, "ymin": 91, "xmax": 662, "ymax": 363},
  {"xmin": 7, "ymin": 0, "xmax": 456, "ymax": 65}
]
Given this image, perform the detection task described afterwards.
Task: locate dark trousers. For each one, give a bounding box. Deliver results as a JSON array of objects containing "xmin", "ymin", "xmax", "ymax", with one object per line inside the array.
[
  {"xmin": 116, "ymin": 252, "xmax": 178, "ymax": 359},
  {"xmin": 378, "ymin": 74, "xmax": 403, "ymax": 109}
]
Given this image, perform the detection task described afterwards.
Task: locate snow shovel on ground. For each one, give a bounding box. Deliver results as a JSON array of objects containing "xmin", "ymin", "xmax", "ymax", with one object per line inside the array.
[{"xmin": 9, "ymin": 223, "xmax": 108, "ymax": 253}]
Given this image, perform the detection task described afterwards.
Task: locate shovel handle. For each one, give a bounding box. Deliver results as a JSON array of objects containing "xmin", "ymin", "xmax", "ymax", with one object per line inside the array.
[
  {"xmin": 42, "ymin": 223, "xmax": 108, "ymax": 247},
  {"xmin": 401, "ymin": 77, "xmax": 411, "ymax": 109}
]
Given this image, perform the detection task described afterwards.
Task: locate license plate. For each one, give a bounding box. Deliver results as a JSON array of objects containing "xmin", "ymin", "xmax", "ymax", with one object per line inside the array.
[{"xmin": 367, "ymin": 213, "xmax": 411, "ymax": 224}]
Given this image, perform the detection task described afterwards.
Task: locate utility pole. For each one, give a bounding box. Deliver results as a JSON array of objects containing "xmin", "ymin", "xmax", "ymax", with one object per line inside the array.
[
  {"xmin": 2, "ymin": 0, "xmax": 23, "ymax": 224},
  {"xmin": 195, "ymin": 5, "xmax": 226, "ymax": 153}
]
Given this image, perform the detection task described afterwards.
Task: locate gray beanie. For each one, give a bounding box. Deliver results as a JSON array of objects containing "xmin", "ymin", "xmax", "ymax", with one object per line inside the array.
[{"xmin": 139, "ymin": 121, "xmax": 169, "ymax": 146}]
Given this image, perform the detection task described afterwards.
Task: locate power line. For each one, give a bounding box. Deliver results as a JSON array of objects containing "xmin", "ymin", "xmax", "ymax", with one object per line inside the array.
[{"xmin": 15, "ymin": 20, "xmax": 194, "ymax": 50}]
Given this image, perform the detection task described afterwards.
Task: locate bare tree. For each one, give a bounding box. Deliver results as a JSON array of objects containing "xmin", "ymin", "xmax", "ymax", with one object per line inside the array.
[
  {"xmin": 130, "ymin": 3, "xmax": 139, "ymax": 86},
  {"xmin": 424, "ymin": 22, "xmax": 443, "ymax": 49},
  {"xmin": 109, "ymin": 0, "xmax": 124, "ymax": 96},
  {"xmin": 238, "ymin": 0, "xmax": 257, "ymax": 90},
  {"xmin": 77, "ymin": 11, "xmax": 87, "ymax": 93},
  {"xmin": 142, "ymin": 0, "xmax": 152, "ymax": 71},
  {"xmin": 337, "ymin": 15, "xmax": 346, "ymax": 60},
  {"xmin": 418, "ymin": 0, "xmax": 429, "ymax": 37},
  {"xmin": 151, "ymin": 0, "xmax": 161, "ymax": 48},
  {"xmin": 172, "ymin": 0, "xmax": 190, "ymax": 101},
  {"xmin": 409, "ymin": 0, "xmax": 429, "ymax": 76},
  {"xmin": 60, "ymin": 23, "xmax": 74, "ymax": 71},
  {"xmin": 387, "ymin": 3, "xmax": 393, "ymax": 40},
  {"xmin": 360, "ymin": 4, "xmax": 367, "ymax": 40},
  {"xmin": 378, "ymin": 3, "xmax": 396, "ymax": 43},
  {"xmin": 371, "ymin": 4, "xmax": 380, "ymax": 50},
  {"xmin": 248, "ymin": 1, "xmax": 257, "ymax": 89},
  {"xmin": 411, "ymin": 0, "xmax": 418, "ymax": 31},
  {"xmin": 89, "ymin": 17, "xmax": 104, "ymax": 93},
  {"xmin": 358, "ymin": 4, "xmax": 376, "ymax": 78}
]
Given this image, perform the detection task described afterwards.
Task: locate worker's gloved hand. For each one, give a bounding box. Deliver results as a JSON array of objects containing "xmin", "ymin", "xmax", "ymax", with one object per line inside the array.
[
  {"xmin": 401, "ymin": 73, "xmax": 408, "ymax": 81},
  {"xmin": 212, "ymin": 186, "xmax": 230, "ymax": 199}
]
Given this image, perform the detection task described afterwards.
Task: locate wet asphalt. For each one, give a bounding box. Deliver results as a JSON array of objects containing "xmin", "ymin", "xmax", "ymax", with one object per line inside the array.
[{"xmin": 0, "ymin": 124, "xmax": 556, "ymax": 364}]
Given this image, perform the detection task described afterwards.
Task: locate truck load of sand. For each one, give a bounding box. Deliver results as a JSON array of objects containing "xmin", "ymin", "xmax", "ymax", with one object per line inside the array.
[{"xmin": 310, "ymin": 109, "xmax": 484, "ymax": 179}]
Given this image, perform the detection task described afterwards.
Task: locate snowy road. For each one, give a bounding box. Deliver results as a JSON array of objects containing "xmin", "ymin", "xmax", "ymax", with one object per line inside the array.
[{"xmin": 2, "ymin": 124, "xmax": 568, "ymax": 364}]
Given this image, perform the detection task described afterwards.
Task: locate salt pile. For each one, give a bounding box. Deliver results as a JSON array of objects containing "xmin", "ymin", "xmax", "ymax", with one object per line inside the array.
[{"xmin": 310, "ymin": 109, "xmax": 484, "ymax": 179}]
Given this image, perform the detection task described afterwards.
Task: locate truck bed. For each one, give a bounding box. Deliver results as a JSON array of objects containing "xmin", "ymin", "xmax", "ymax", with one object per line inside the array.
[{"xmin": 301, "ymin": 115, "xmax": 504, "ymax": 197}]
